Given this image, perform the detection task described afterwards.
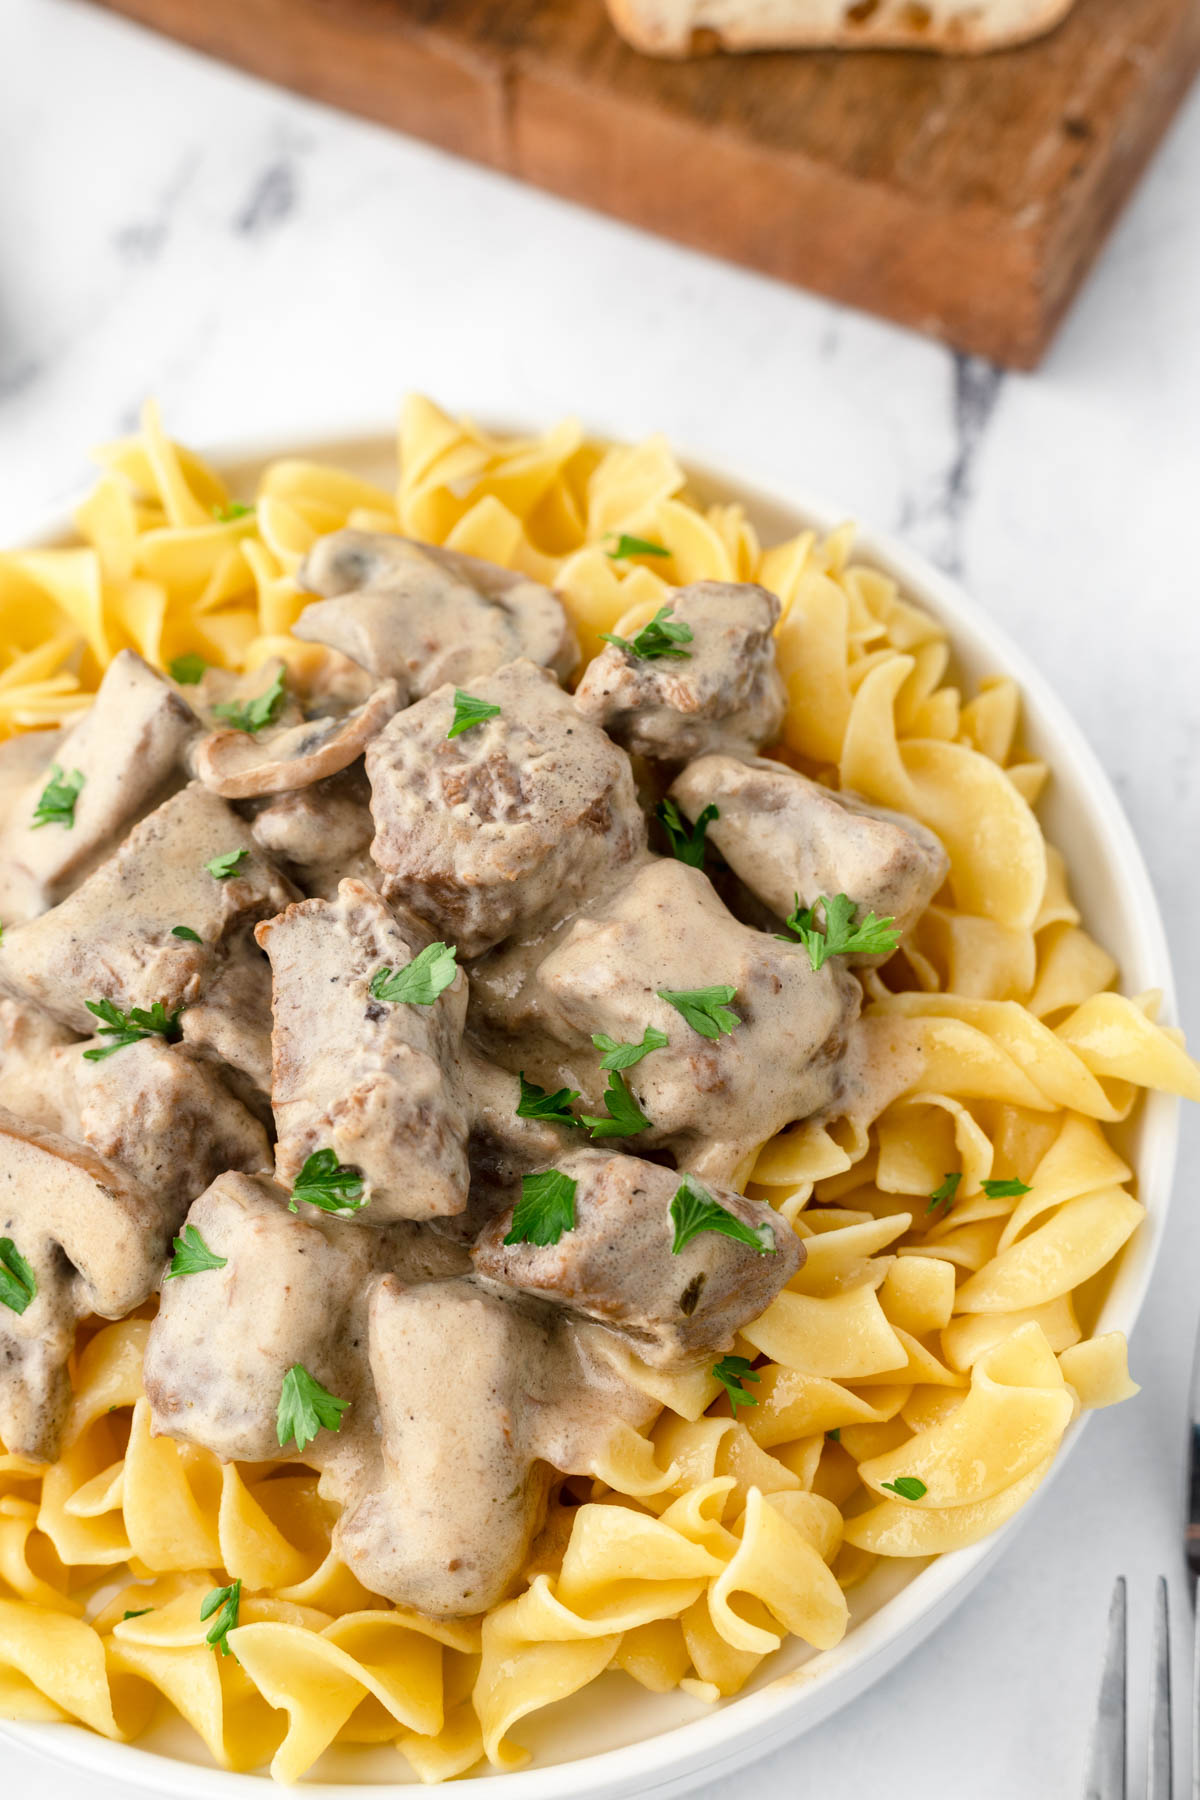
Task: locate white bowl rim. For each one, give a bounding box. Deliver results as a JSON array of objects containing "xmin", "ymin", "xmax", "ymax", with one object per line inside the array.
[{"xmin": 0, "ymin": 418, "xmax": 1181, "ymax": 1799}]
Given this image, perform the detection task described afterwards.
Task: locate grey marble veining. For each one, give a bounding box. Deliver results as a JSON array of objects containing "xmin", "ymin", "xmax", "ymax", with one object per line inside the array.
[{"xmin": 1, "ymin": 1, "xmax": 1199, "ymax": 1796}]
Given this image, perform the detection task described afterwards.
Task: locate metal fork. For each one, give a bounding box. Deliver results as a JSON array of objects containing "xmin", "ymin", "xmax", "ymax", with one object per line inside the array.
[
  {"xmin": 1083, "ymin": 1576, "xmax": 1175, "ymax": 1799},
  {"xmin": 1084, "ymin": 1322, "xmax": 1200, "ymax": 1799}
]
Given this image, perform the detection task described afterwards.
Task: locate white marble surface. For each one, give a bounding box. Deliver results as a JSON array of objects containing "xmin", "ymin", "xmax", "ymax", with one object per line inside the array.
[{"xmin": 3, "ymin": 0, "xmax": 1200, "ymax": 1794}]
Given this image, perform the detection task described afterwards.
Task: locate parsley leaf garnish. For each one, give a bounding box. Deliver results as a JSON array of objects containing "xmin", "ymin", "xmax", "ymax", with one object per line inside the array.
[
  {"xmin": 288, "ymin": 1148, "xmax": 367, "ymax": 1218},
  {"xmin": 600, "ymin": 605, "xmax": 693, "ymax": 662},
  {"xmin": 779, "ymin": 892, "xmax": 901, "ymax": 971},
  {"xmin": 657, "ymin": 985, "xmax": 741, "ymax": 1040},
  {"xmin": 713, "ymin": 1354, "xmax": 760, "ymax": 1415},
  {"xmin": 213, "ymin": 501, "xmax": 253, "ymax": 521},
  {"xmin": 581, "ymin": 1070, "xmax": 651, "ymax": 1139},
  {"xmin": 447, "ymin": 690, "xmax": 501, "ymax": 739},
  {"xmin": 31, "ymin": 765, "xmax": 85, "ymax": 830},
  {"xmin": 171, "ymin": 924, "xmax": 202, "ymax": 943},
  {"xmin": 926, "ymin": 1172, "xmax": 962, "ymax": 1215},
  {"xmin": 827, "ymin": 1428, "xmax": 841, "ymax": 1443},
  {"xmin": 168, "ymin": 652, "xmax": 207, "ymax": 684},
  {"xmin": 200, "ymin": 1578, "xmax": 242, "ymax": 1655},
  {"xmin": 591, "ymin": 1026, "xmax": 669, "ymax": 1071},
  {"xmin": 276, "ymin": 1363, "xmax": 350, "ymax": 1453},
  {"xmin": 122, "ymin": 1608, "xmax": 153, "ymax": 1621},
  {"xmin": 516, "ymin": 1074, "xmax": 581, "ymax": 1127},
  {"xmin": 657, "ymin": 798, "xmax": 719, "ymax": 869},
  {"xmin": 0, "ymin": 1238, "xmax": 37, "ymax": 1316},
  {"xmin": 83, "ymin": 997, "xmax": 183, "ymax": 1060},
  {"xmin": 368, "ymin": 942, "xmax": 458, "ymax": 1006},
  {"xmin": 205, "ymin": 847, "xmax": 248, "ymax": 880},
  {"xmin": 669, "ymin": 1174, "xmax": 777, "ymax": 1256},
  {"xmin": 881, "ymin": 1476, "xmax": 928, "ymax": 1501},
  {"xmin": 166, "ymin": 1224, "xmax": 228, "ymax": 1279},
  {"xmin": 504, "ymin": 1168, "xmax": 578, "ymax": 1247},
  {"xmin": 212, "ymin": 665, "xmax": 287, "ymax": 735},
  {"xmin": 981, "ymin": 1177, "xmax": 1032, "ymax": 1199},
  {"xmin": 606, "ymin": 533, "xmax": 670, "ymax": 561}
]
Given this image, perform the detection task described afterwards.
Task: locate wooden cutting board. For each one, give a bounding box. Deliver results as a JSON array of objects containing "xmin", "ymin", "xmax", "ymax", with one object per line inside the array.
[{"xmin": 89, "ymin": 0, "xmax": 1200, "ymax": 366}]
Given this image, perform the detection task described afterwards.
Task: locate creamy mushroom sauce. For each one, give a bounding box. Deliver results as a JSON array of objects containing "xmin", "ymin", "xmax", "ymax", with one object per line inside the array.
[{"xmin": 0, "ymin": 531, "xmax": 947, "ymax": 1618}]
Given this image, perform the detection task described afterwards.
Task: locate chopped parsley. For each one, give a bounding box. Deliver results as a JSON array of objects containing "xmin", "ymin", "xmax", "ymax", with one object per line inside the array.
[
  {"xmin": 166, "ymin": 1224, "xmax": 228, "ymax": 1279},
  {"xmin": 669, "ymin": 1174, "xmax": 777, "ymax": 1257},
  {"xmin": 368, "ymin": 942, "xmax": 458, "ymax": 1006},
  {"xmin": 31, "ymin": 765, "xmax": 85, "ymax": 830},
  {"xmin": 0, "ymin": 1238, "xmax": 37, "ymax": 1316},
  {"xmin": 122, "ymin": 1607, "xmax": 153, "ymax": 1621},
  {"xmin": 447, "ymin": 690, "xmax": 501, "ymax": 739},
  {"xmin": 205, "ymin": 847, "xmax": 249, "ymax": 880},
  {"xmin": 600, "ymin": 605, "xmax": 693, "ymax": 662},
  {"xmin": 213, "ymin": 501, "xmax": 254, "ymax": 521},
  {"xmin": 581, "ymin": 1070, "xmax": 651, "ymax": 1139},
  {"xmin": 779, "ymin": 892, "xmax": 901, "ymax": 971},
  {"xmin": 981, "ymin": 1177, "xmax": 1032, "ymax": 1199},
  {"xmin": 171, "ymin": 925, "xmax": 202, "ymax": 943},
  {"xmin": 827, "ymin": 1428, "xmax": 841, "ymax": 1443},
  {"xmin": 516, "ymin": 1074, "xmax": 581, "ymax": 1128},
  {"xmin": 212, "ymin": 666, "xmax": 287, "ymax": 735},
  {"xmin": 592, "ymin": 1026, "xmax": 669, "ymax": 1071},
  {"xmin": 200, "ymin": 1578, "xmax": 241, "ymax": 1655},
  {"xmin": 288, "ymin": 1149, "xmax": 367, "ymax": 1218},
  {"xmin": 504, "ymin": 1168, "xmax": 578, "ymax": 1247},
  {"xmin": 276, "ymin": 1363, "xmax": 349, "ymax": 1454},
  {"xmin": 713, "ymin": 1354, "xmax": 760, "ymax": 1415},
  {"xmin": 881, "ymin": 1476, "xmax": 928, "ymax": 1501},
  {"xmin": 926, "ymin": 1172, "xmax": 962, "ymax": 1216},
  {"xmin": 168, "ymin": 652, "xmax": 207, "ymax": 685},
  {"xmin": 657, "ymin": 798, "xmax": 718, "ymax": 869},
  {"xmin": 606, "ymin": 533, "xmax": 670, "ymax": 561},
  {"xmin": 83, "ymin": 997, "xmax": 183, "ymax": 1060},
  {"xmin": 656, "ymin": 985, "xmax": 741, "ymax": 1040}
]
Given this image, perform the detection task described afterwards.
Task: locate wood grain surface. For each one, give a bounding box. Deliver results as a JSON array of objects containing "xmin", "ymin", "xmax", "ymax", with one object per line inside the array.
[{"xmin": 87, "ymin": 0, "xmax": 1200, "ymax": 365}]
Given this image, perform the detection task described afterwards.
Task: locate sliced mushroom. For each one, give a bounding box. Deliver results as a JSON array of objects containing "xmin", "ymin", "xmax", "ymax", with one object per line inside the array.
[
  {"xmin": 194, "ymin": 679, "xmax": 402, "ymax": 800},
  {"xmin": 0, "ymin": 1108, "xmax": 167, "ymax": 1459}
]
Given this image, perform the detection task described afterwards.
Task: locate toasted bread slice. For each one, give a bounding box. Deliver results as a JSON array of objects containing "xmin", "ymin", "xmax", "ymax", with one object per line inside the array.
[{"xmin": 606, "ymin": 0, "xmax": 1077, "ymax": 55}]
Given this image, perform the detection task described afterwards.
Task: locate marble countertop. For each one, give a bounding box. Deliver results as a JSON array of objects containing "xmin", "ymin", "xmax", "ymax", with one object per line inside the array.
[{"xmin": 3, "ymin": 1, "xmax": 1200, "ymax": 1794}]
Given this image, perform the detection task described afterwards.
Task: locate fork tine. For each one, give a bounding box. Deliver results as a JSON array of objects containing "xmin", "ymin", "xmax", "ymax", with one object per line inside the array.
[
  {"xmin": 1148, "ymin": 1577, "xmax": 1172, "ymax": 1800},
  {"xmin": 1084, "ymin": 1575, "xmax": 1127, "ymax": 1800},
  {"xmin": 1192, "ymin": 1593, "xmax": 1200, "ymax": 1800}
]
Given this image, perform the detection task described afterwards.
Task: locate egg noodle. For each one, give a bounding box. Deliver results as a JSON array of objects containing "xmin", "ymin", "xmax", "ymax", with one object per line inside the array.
[{"xmin": 0, "ymin": 397, "xmax": 1196, "ymax": 1782}]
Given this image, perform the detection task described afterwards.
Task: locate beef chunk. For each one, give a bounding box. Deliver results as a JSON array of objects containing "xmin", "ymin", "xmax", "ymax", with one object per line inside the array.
[
  {"xmin": 670, "ymin": 754, "xmax": 949, "ymax": 957},
  {"xmin": 296, "ymin": 530, "xmax": 578, "ymax": 697},
  {"xmin": 0, "ymin": 784, "xmax": 298, "ymax": 1038},
  {"xmin": 366, "ymin": 660, "xmax": 645, "ymax": 957},
  {"xmin": 574, "ymin": 580, "xmax": 785, "ymax": 763},
  {"xmin": 474, "ymin": 1147, "xmax": 801, "ymax": 1367},
  {"xmin": 256, "ymin": 879, "xmax": 471, "ymax": 1221},
  {"xmin": 0, "ymin": 652, "xmax": 195, "ymax": 924},
  {"xmin": 470, "ymin": 858, "xmax": 860, "ymax": 1181}
]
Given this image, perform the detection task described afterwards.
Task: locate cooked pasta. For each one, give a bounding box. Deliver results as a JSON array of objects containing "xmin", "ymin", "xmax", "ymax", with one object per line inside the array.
[{"xmin": 0, "ymin": 395, "xmax": 1194, "ymax": 1783}]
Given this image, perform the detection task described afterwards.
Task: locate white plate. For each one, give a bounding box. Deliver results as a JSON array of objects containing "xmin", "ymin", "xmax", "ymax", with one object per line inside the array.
[{"xmin": 2, "ymin": 428, "xmax": 1181, "ymax": 1798}]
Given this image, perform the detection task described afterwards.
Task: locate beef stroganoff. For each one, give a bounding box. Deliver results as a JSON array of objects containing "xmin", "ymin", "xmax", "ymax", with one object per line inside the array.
[{"xmin": 0, "ymin": 397, "xmax": 1194, "ymax": 1781}]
